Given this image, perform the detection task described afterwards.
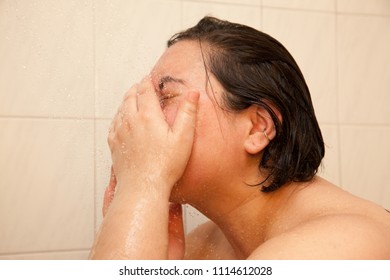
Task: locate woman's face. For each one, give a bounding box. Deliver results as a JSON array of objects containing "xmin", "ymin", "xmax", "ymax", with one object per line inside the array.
[{"xmin": 150, "ymin": 40, "xmax": 247, "ymax": 203}]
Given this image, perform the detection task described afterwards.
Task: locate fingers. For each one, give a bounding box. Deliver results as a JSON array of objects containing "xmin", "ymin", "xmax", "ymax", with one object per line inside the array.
[
  {"xmin": 136, "ymin": 78, "xmax": 165, "ymax": 120},
  {"xmin": 109, "ymin": 77, "xmax": 172, "ymax": 137},
  {"xmin": 122, "ymin": 84, "xmax": 138, "ymax": 114},
  {"xmin": 117, "ymin": 84, "xmax": 138, "ymax": 126},
  {"xmin": 108, "ymin": 84, "xmax": 138, "ymax": 143},
  {"xmin": 172, "ymin": 91, "xmax": 200, "ymax": 136}
]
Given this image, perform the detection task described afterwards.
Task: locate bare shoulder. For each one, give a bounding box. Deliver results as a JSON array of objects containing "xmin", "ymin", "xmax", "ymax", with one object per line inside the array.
[
  {"xmin": 249, "ymin": 208, "xmax": 390, "ymax": 259},
  {"xmin": 249, "ymin": 212, "xmax": 390, "ymax": 259},
  {"xmin": 185, "ymin": 220, "xmax": 235, "ymax": 260}
]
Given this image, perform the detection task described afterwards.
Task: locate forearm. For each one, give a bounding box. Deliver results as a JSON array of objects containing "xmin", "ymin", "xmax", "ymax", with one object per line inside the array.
[{"xmin": 90, "ymin": 182, "xmax": 171, "ymax": 259}]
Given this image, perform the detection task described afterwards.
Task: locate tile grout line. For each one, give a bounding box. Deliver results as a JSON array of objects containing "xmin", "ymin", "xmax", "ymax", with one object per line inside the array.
[
  {"xmin": 0, "ymin": 116, "xmax": 111, "ymax": 121},
  {"xmin": 262, "ymin": 4, "xmax": 390, "ymax": 18},
  {"xmin": 0, "ymin": 248, "xmax": 91, "ymax": 257},
  {"xmin": 336, "ymin": 11, "xmax": 390, "ymax": 19},
  {"xmin": 334, "ymin": 1, "xmax": 343, "ymax": 187},
  {"xmin": 92, "ymin": 0, "xmax": 98, "ymax": 238}
]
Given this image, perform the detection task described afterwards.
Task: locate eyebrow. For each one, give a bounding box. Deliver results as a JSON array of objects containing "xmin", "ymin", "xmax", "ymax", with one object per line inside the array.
[{"xmin": 158, "ymin": 75, "xmax": 186, "ymax": 90}]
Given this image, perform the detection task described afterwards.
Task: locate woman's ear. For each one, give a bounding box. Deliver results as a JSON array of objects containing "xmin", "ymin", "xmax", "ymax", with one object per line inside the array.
[{"xmin": 243, "ymin": 105, "xmax": 278, "ymax": 155}]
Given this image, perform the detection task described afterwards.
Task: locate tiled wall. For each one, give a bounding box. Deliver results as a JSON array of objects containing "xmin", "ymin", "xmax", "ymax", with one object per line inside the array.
[{"xmin": 0, "ymin": 0, "xmax": 389, "ymax": 259}]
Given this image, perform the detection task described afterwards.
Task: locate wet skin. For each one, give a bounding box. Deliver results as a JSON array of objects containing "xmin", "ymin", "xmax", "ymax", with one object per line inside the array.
[{"xmin": 90, "ymin": 41, "xmax": 390, "ymax": 260}]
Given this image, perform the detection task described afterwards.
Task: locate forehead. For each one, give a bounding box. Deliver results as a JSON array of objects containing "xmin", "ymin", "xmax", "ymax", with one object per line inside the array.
[{"xmin": 150, "ymin": 40, "xmax": 206, "ymax": 83}]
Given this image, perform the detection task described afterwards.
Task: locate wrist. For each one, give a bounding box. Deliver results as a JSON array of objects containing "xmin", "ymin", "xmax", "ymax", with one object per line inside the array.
[{"xmin": 115, "ymin": 176, "xmax": 173, "ymax": 201}]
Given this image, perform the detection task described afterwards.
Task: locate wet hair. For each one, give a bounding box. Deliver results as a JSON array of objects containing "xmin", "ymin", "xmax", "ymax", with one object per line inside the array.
[{"xmin": 167, "ymin": 16, "xmax": 325, "ymax": 192}]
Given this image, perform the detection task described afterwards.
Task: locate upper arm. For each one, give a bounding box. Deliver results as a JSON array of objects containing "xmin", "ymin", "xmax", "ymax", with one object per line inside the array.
[{"xmin": 248, "ymin": 215, "xmax": 390, "ymax": 260}]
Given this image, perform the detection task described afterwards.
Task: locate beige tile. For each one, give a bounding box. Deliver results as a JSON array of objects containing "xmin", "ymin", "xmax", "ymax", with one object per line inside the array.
[
  {"xmin": 263, "ymin": 9, "xmax": 337, "ymax": 123},
  {"xmin": 340, "ymin": 125, "xmax": 390, "ymax": 209},
  {"xmin": 184, "ymin": 205, "xmax": 209, "ymax": 234},
  {"xmin": 263, "ymin": 0, "xmax": 335, "ymax": 11},
  {"xmin": 337, "ymin": 0, "xmax": 390, "ymax": 16},
  {"xmin": 95, "ymin": 0, "xmax": 182, "ymax": 119},
  {"xmin": 337, "ymin": 15, "xmax": 390, "ymax": 124},
  {"xmin": 193, "ymin": 0, "xmax": 260, "ymax": 6},
  {"xmin": 94, "ymin": 120, "xmax": 113, "ymax": 231},
  {"xmin": 0, "ymin": 0, "xmax": 94, "ymax": 118},
  {"xmin": 0, "ymin": 250, "xmax": 90, "ymax": 260},
  {"xmin": 0, "ymin": 119, "xmax": 95, "ymax": 254},
  {"xmin": 318, "ymin": 124, "xmax": 340, "ymax": 185},
  {"xmin": 182, "ymin": 1, "xmax": 261, "ymax": 30}
]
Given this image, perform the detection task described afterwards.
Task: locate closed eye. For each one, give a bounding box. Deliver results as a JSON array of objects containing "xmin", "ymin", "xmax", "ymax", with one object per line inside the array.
[
  {"xmin": 158, "ymin": 76, "xmax": 185, "ymax": 90},
  {"xmin": 160, "ymin": 93, "xmax": 178, "ymax": 100},
  {"xmin": 159, "ymin": 92, "xmax": 179, "ymax": 106}
]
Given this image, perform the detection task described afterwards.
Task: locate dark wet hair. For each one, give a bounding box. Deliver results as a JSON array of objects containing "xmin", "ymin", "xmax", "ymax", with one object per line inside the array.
[{"xmin": 167, "ymin": 16, "xmax": 325, "ymax": 192}]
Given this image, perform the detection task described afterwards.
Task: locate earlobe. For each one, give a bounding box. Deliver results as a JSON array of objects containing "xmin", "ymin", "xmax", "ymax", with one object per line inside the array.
[{"xmin": 244, "ymin": 131, "xmax": 268, "ymax": 154}]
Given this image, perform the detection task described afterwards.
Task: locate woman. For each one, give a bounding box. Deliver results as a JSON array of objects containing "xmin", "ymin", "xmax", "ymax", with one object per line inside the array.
[{"xmin": 90, "ymin": 17, "xmax": 390, "ymax": 259}]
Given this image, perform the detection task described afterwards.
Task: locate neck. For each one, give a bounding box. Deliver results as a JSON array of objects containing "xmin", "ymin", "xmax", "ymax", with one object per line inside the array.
[{"xmin": 189, "ymin": 180, "xmax": 300, "ymax": 259}]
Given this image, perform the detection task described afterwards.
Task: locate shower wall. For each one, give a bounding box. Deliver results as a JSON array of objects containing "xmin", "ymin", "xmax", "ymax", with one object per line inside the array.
[{"xmin": 0, "ymin": 0, "xmax": 389, "ymax": 259}]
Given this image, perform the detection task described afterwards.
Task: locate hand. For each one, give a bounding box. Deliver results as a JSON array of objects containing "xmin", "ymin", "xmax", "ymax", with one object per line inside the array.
[{"xmin": 108, "ymin": 77, "xmax": 200, "ymax": 196}]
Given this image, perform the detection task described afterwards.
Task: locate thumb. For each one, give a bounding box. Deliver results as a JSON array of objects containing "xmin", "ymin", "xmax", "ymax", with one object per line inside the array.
[{"xmin": 172, "ymin": 91, "xmax": 199, "ymax": 136}]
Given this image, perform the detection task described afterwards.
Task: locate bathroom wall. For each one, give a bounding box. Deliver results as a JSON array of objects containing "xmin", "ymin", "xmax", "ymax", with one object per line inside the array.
[{"xmin": 0, "ymin": 0, "xmax": 389, "ymax": 259}]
